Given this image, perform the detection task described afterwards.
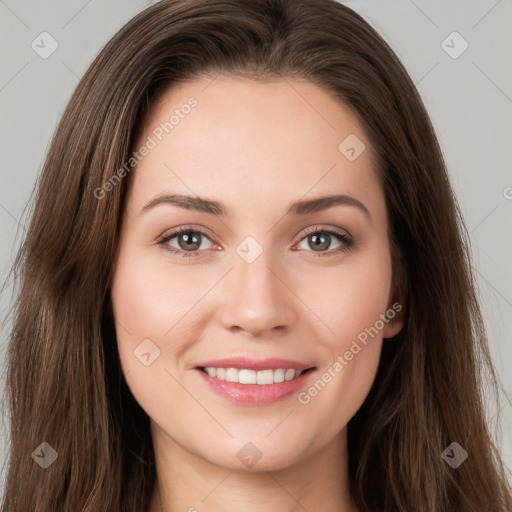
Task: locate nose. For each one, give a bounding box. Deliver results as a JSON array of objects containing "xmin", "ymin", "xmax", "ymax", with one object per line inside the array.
[{"xmin": 219, "ymin": 248, "xmax": 298, "ymax": 338}]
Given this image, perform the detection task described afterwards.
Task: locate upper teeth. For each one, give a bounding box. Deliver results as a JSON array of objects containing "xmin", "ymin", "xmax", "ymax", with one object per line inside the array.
[{"xmin": 203, "ymin": 367, "xmax": 304, "ymax": 385}]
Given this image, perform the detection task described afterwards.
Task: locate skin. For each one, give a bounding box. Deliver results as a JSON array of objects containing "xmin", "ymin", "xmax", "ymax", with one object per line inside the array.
[{"xmin": 110, "ymin": 75, "xmax": 404, "ymax": 512}]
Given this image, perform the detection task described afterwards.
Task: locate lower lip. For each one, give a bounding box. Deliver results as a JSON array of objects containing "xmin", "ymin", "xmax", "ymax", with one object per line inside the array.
[{"xmin": 195, "ymin": 368, "xmax": 315, "ymax": 406}]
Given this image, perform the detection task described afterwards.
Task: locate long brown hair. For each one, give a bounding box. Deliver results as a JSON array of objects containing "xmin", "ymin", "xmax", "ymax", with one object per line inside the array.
[{"xmin": 1, "ymin": 0, "xmax": 510, "ymax": 510}]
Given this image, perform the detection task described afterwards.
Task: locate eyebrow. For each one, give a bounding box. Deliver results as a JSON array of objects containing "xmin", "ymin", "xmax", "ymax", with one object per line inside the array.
[{"xmin": 140, "ymin": 193, "xmax": 371, "ymax": 220}]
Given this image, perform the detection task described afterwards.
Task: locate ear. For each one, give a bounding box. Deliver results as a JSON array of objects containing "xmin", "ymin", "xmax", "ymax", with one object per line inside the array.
[{"xmin": 383, "ymin": 263, "xmax": 407, "ymax": 339}]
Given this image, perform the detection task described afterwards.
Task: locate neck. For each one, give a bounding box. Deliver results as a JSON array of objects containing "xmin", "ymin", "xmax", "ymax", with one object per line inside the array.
[{"xmin": 148, "ymin": 422, "xmax": 357, "ymax": 512}]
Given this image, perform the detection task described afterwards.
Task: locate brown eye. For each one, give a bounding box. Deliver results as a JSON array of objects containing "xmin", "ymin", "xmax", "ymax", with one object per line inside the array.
[
  {"xmin": 295, "ymin": 227, "xmax": 354, "ymax": 257},
  {"xmin": 307, "ymin": 232, "xmax": 336, "ymax": 251},
  {"xmin": 176, "ymin": 231, "xmax": 202, "ymax": 251},
  {"xmin": 157, "ymin": 227, "xmax": 215, "ymax": 257}
]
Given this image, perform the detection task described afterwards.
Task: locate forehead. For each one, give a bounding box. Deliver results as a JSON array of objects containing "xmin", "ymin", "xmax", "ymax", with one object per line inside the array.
[{"xmin": 126, "ymin": 76, "xmax": 384, "ymax": 221}]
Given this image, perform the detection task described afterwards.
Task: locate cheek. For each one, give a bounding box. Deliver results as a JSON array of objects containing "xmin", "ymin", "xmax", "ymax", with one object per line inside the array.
[
  {"xmin": 110, "ymin": 253, "xmax": 201, "ymax": 416},
  {"xmin": 111, "ymin": 251, "xmax": 207, "ymax": 343},
  {"xmin": 301, "ymin": 244, "xmax": 393, "ymax": 352},
  {"xmin": 110, "ymin": 253, "xmax": 175, "ymax": 372},
  {"xmin": 292, "ymin": 245, "xmax": 391, "ymax": 429},
  {"xmin": 110, "ymin": 249, "xmax": 226, "ymax": 400}
]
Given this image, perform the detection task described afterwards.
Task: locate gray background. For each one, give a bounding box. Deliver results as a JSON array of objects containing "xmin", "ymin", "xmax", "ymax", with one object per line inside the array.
[{"xmin": 0, "ymin": 0, "xmax": 511, "ymax": 492}]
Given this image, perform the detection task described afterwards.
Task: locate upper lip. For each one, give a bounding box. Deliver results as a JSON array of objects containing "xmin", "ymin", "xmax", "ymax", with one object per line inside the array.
[{"xmin": 194, "ymin": 357, "xmax": 315, "ymax": 371}]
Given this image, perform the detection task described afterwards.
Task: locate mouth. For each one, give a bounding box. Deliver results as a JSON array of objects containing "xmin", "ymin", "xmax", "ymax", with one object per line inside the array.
[
  {"xmin": 197, "ymin": 366, "xmax": 315, "ymax": 385},
  {"xmin": 195, "ymin": 364, "xmax": 317, "ymax": 405}
]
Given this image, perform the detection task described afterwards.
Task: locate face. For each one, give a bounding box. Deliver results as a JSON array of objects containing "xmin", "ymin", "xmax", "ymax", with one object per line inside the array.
[{"xmin": 110, "ymin": 76, "xmax": 403, "ymax": 472}]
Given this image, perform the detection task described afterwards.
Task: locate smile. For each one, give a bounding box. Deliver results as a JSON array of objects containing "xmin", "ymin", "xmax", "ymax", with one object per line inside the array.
[
  {"xmin": 196, "ymin": 366, "xmax": 316, "ymax": 405},
  {"xmin": 200, "ymin": 367, "xmax": 307, "ymax": 385}
]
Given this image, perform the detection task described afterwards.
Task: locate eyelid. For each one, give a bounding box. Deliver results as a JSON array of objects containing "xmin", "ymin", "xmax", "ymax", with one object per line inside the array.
[
  {"xmin": 158, "ymin": 224, "xmax": 218, "ymax": 242},
  {"xmin": 296, "ymin": 224, "xmax": 351, "ymax": 243}
]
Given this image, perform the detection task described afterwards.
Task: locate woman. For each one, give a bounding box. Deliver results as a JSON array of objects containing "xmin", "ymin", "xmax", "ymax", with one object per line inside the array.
[{"xmin": 1, "ymin": 0, "xmax": 510, "ymax": 510}]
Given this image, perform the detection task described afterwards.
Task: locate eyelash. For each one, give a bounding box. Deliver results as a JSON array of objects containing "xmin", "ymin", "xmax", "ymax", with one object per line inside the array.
[{"xmin": 156, "ymin": 225, "xmax": 354, "ymax": 259}]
